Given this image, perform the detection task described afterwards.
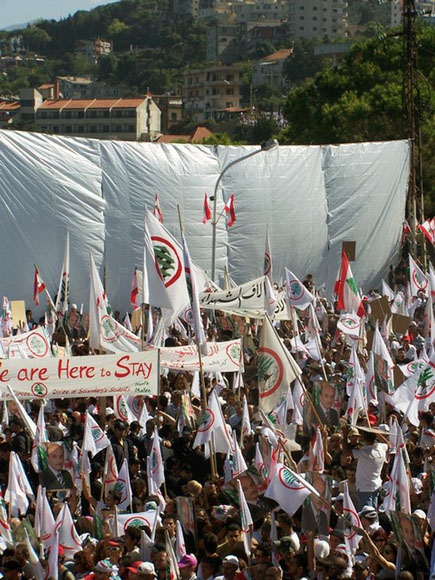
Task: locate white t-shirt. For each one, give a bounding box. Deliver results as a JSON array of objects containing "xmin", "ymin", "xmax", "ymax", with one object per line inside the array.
[{"xmin": 352, "ymin": 443, "xmax": 388, "ymax": 492}]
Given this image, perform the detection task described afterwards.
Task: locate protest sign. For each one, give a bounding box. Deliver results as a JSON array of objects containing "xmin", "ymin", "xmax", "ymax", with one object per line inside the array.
[
  {"xmin": 0, "ymin": 350, "xmax": 159, "ymax": 400},
  {"xmin": 151, "ymin": 339, "xmax": 242, "ymax": 372}
]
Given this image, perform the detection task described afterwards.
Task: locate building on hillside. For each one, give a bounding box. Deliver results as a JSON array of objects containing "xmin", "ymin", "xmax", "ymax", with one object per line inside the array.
[
  {"xmin": 154, "ymin": 126, "xmax": 214, "ymax": 143},
  {"xmin": 56, "ymin": 77, "xmax": 125, "ymax": 100},
  {"xmin": 243, "ymin": 21, "xmax": 290, "ymax": 57},
  {"xmin": 252, "ymin": 48, "xmax": 292, "ymax": 90},
  {"xmin": 233, "ymin": 0, "xmax": 289, "ymax": 24},
  {"xmin": 288, "ymin": 0, "xmax": 349, "ymax": 39},
  {"xmin": 75, "ymin": 39, "xmax": 113, "ymax": 63},
  {"xmin": 183, "ymin": 64, "xmax": 242, "ymax": 122},
  {"xmin": 313, "ymin": 41, "xmax": 352, "ymax": 65},
  {"xmin": 151, "ymin": 94, "xmax": 183, "ymax": 132},
  {"xmin": 206, "ymin": 24, "xmax": 238, "ymax": 62},
  {"xmin": 0, "ymin": 100, "xmax": 20, "ymax": 129},
  {"xmin": 34, "ymin": 96, "xmax": 161, "ymax": 141},
  {"xmin": 198, "ymin": 0, "xmax": 234, "ymax": 22},
  {"xmin": 390, "ymin": 0, "xmax": 435, "ymax": 26}
]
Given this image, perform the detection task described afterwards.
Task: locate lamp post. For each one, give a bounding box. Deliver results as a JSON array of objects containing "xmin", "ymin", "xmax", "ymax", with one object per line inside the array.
[{"xmin": 210, "ymin": 138, "xmax": 279, "ymax": 282}]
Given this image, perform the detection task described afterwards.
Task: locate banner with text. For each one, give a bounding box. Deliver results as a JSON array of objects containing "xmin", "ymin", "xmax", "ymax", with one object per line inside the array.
[
  {"xmin": 0, "ymin": 351, "xmax": 159, "ymax": 400},
  {"xmin": 147, "ymin": 339, "xmax": 242, "ymax": 372}
]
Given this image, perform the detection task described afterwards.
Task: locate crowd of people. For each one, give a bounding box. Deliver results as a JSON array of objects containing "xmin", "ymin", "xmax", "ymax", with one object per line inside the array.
[{"xmin": 0, "ymin": 259, "xmax": 434, "ymax": 580}]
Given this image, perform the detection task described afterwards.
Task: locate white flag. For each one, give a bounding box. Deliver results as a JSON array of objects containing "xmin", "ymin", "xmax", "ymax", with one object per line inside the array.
[
  {"xmin": 5, "ymin": 451, "xmax": 34, "ymax": 516},
  {"xmin": 114, "ymin": 395, "xmax": 136, "ymax": 424},
  {"xmin": 44, "ymin": 527, "xmax": 59, "ymax": 580},
  {"xmin": 193, "ymin": 390, "xmax": 233, "ymax": 454},
  {"xmin": 365, "ymin": 352, "xmax": 377, "ymax": 405},
  {"xmin": 258, "ymin": 316, "xmax": 301, "ymax": 414},
  {"xmin": 55, "ymin": 502, "xmax": 82, "ymax": 558},
  {"xmin": 82, "ymin": 412, "xmax": 111, "ymax": 458},
  {"xmin": 35, "ymin": 486, "xmax": 55, "ymax": 550},
  {"xmin": 264, "ymin": 453, "xmax": 312, "ymax": 515},
  {"xmin": 292, "ymin": 379, "xmax": 305, "ymax": 425},
  {"xmin": 381, "ymin": 280, "xmax": 395, "ymax": 301},
  {"xmin": 55, "ymin": 232, "xmax": 70, "ymax": 316},
  {"xmin": 372, "ymin": 322, "xmax": 395, "ymax": 394},
  {"xmin": 89, "ymin": 254, "xmax": 141, "ymax": 353},
  {"xmin": 31, "ymin": 404, "xmax": 48, "ymax": 473},
  {"xmin": 24, "ymin": 529, "xmax": 45, "ymax": 580},
  {"xmin": 0, "ymin": 489, "xmax": 12, "ymax": 545},
  {"xmin": 116, "ymin": 458, "xmax": 133, "ymax": 512},
  {"xmin": 240, "ymin": 395, "xmax": 252, "ymax": 449},
  {"xmin": 148, "ymin": 426, "xmax": 165, "ymax": 489},
  {"xmin": 285, "ymin": 268, "xmax": 314, "ymax": 310},
  {"xmin": 337, "ymin": 312, "xmax": 361, "ymax": 339},
  {"xmin": 264, "ymin": 225, "xmax": 273, "ymax": 286},
  {"xmin": 237, "ymin": 478, "xmax": 253, "ymax": 557},
  {"xmin": 103, "ymin": 443, "xmax": 119, "ymax": 499},
  {"xmin": 232, "ymin": 431, "xmax": 248, "ymax": 478},
  {"xmin": 383, "ymin": 448, "xmax": 411, "ymax": 514},
  {"xmin": 175, "ymin": 520, "xmax": 186, "ymax": 561},
  {"xmin": 144, "ymin": 209, "xmax": 189, "ymax": 315},
  {"xmin": 342, "ymin": 481, "xmax": 362, "ymax": 556},
  {"xmin": 182, "ymin": 233, "xmax": 207, "ymax": 355},
  {"xmin": 409, "ymin": 255, "xmax": 429, "ymax": 297},
  {"xmin": 308, "ymin": 427, "xmax": 324, "ymax": 473},
  {"xmin": 7, "ymin": 386, "xmax": 36, "ymax": 438}
]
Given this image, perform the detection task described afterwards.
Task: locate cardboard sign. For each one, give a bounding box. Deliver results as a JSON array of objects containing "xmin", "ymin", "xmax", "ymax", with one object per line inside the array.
[
  {"xmin": 391, "ymin": 313, "xmax": 412, "ymax": 335},
  {"xmin": 10, "ymin": 300, "xmax": 26, "ymax": 329},
  {"xmin": 342, "ymin": 241, "xmax": 356, "ymax": 262},
  {"xmin": 369, "ymin": 296, "xmax": 391, "ymax": 324}
]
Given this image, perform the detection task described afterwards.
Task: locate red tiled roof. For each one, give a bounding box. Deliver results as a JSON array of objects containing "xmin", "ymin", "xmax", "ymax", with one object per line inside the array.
[
  {"xmin": 38, "ymin": 98, "xmax": 146, "ymax": 110},
  {"xmin": 191, "ymin": 126, "xmax": 213, "ymax": 141},
  {"xmin": 155, "ymin": 126, "xmax": 214, "ymax": 144},
  {"xmin": 38, "ymin": 83, "xmax": 55, "ymax": 89},
  {"xmin": 0, "ymin": 101, "xmax": 20, "ymax": 111},
  {"xmin": 155, "ymin": 135, "xmax": 190, "ymax": 144},
  {"xmin": 261, "ymin": 48, "xmax": 293, "ymax": 62}
]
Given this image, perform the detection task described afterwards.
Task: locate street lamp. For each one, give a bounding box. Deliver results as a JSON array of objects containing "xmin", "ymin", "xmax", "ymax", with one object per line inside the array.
[{"xmin": 210, "ymin": 138, "xmax": 279, "ymax": 282}]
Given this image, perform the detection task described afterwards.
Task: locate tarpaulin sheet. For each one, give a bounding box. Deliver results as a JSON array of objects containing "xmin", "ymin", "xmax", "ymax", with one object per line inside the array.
[{"xmin": 0, "ymin": 130, "xmax": 409, "ymax": 313}]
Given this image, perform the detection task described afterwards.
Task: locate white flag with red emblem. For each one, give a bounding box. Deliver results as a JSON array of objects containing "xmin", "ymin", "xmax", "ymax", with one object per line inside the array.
[
  {"xmin": 409, "ymin": 255, "xmax": 429, "ymax": 297},
  {"xmin": 193, "ymin": 390, "xmax": 233, "ymax": 454},
  {"xmin": 44, "ymin": 527, "xmax": 59, "ymax": 580},
  {"xmin": 182, "ymin": 233, "xmax": 207, "ymax": 354},
  {"xmin": 202, "ymin": 194, "xmax": 211, "ymax": 224},
  {"xmin": 33, "ymin": 266, "xmax": 46, "ymax": 307},
  {"xmin": 342, "ymin": 481, "xmax": 362, "ymax": 555},
  {"xmin": 103, "ymin": 442, "xmax": 119, "ymax": 499},
  {"xmin": 153, "ymin": 194, "xmax": 164, "ymax": 223},
  {"xmin": 237, "ymin": 478, "xmax": 253, "ymax": 556},
  {"xmin": 148, "ymin": 425, "xmax": 165, "ymax": 489},
  {"xmin": 419, "ymin": 218, "xmax": 434, "ymax": 244},
  {"xmin": 144, "ymin": 209, "xmax": 189, "ymax": 316},
  {"xmin": 116, "ymin": 458, "xmax": 133, "ymax": 512},
  {"xmin": 285, "ymin": 268, "xmax": 314, "ymax": 311},
  {"xmin": 55, "ymin": 503, "xmax": 82, "ymax": 558},
  {"xmin": 308, "ymin": 427, "xmax": 324, "ymax": 473},
  {"xmin": 5, "ymin": 451, "xmax": 34, "ymax": 516},
  {"xmin": 264, "ymin": 225, "xmax": 273, "ymax": 286},
  {"xmin": 258, "ymin": 316, "xmax": 301, "ymax": 414},
  {"xmin": 224, "ymin": 194, "xmax": 236, "ymax": 227}
]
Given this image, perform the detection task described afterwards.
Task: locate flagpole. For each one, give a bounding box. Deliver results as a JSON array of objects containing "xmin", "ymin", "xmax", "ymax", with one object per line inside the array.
[{"xmin": 210, "ymin": 139, "xmax": 278, "ymax": 282}]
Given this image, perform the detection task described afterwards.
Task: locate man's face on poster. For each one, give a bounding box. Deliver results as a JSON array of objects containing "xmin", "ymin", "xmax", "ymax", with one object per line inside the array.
[
  {"xmin": 47, "ymin": 444, "xmax": 64, "ymax": 471},
  {"xmin": 319, "ymin": 385, "xmax": 335, "ymax": 410}
]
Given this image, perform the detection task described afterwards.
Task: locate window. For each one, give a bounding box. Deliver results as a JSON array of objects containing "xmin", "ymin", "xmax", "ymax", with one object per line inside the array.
[
  {"xmin": 226, "ymin": 88, "xmax": 234, "ymax": 95},
  {"xmin": 90, "ymin": 125, "xmax": 97, "ymax": 132},
  {"xmin": 77, "ymin": 126, "xmax": 84, "ymax": 133},
  {"xmin": 171, "ymin": 112, "xmax": 178, "ymax": 120},
  {"xmin": 64, "ymin": 125, "xmax": 72, "ymax": 133}
]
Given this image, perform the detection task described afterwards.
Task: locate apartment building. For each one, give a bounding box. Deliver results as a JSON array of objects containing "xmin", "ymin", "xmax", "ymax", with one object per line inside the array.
[
  {"xmin": 184, "ymin": 65, "xmax": 242, "ymax": 122},
  {"xmin": 152, "ymin": 94, "xmax": 183, "ymax": 132},
  {"xmin": 233, "ymin": 0, "xmax": 289, "ymax": 24},
  {"xmin": 198, "ymin": 0, "xmax": 234, "ymax": 22},
  {"xmin": 390, "ymin": 0, "xmax": 435, "ymax": 26},
  {"xmin": 35, "ymin": 96, "xmax": 161, "ymax": 141},
  {"xmin": 252, "ymin": 48, "xmax": 292, "ymax": 90},
  {"xmin": 288, "ymin": 0, "xmax": 348, "ymax": 39},
  {"xmin": 75, "ymin": 39, "xmax": 113, "ymax": 63},
  {"xmin": 206, "ymin": 24, "xmax": 238, "ymax": 62}
]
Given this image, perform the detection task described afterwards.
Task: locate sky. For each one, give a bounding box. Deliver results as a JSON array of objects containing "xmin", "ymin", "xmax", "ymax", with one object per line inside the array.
[{"xmin": 1, "ymin": 0, "xmax": 119, "ymax": 30}]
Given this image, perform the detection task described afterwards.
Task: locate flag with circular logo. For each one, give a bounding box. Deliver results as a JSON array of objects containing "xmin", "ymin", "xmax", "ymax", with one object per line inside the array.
[{"xmin": 285, "ymin": 268, "xmax": 315, "ymax": 311}]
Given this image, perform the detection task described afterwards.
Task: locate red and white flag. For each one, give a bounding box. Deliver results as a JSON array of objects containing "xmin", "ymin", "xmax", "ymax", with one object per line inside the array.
[
  {"xmin": 383, "ymin": 446, "xmax": 411, "ymax": 514},
  {"xmin": 308, "ymin": 427, "xmax": 324, "ymax": 473},
  {"xmin": 429, "ymin": 262, "xmax": 435, "ymax": 298},
  {"xmin": 409, "ymin": 255, "xmax": 428, "ymax": 297},
  {"xmin": 193, "ymin": 390, "xmax": 233, "ymax": 454},
  {"xmin": 103, "ymin": 443, "xmax": 119, "ymax": 499},
  {"xmin": 175, "ymin": 521, "xmax": 186, "ymax": 561},
  {"xmin": 202, "ymin": 194, "xmax": 211, "ymax": 224},
  {"xmin": 237, "ymin": 478, "xmax": 253, "ymax": 557},
  {"xmin": 402, "ymin": 220, "xmax": 411, "ymax": 244},
  {"xmin": 33, "ymin": 266, "xmax": 46, "ymax": 306},
  {"xmin": 264, "ymin": 225, "xmax": 273, "ymax": 286},
  {"xmin": 334, "ymin": 250, "xmax": 364, "ymax": 317},
  {"xmin": 240, "ymin": 394, "xmax": 252, "ymax": 449},
  {"xmin": 224, "ymin": 194, "xmax": 236, "ymax": 227},
  {"xmin": 419, "ymin": 218, "xmax": 434, "ymax": 244},
  {"xmin": 44, "ymin": 528, "xmax": 59, "ymax": 580},
  {"xmin": 82, "ymin": 412, "xmax": 111, "ymax": 457},
  {"xmin": 55, "ymin": 503, "xmax": 82, "ymax": 558},
  {"xmin": 153, "ymin": 195, "xmax": 164, "ymax": 223},
  {"xmin": 264, "ymin": 453, "xmax": 314, "ymax": 515},
  {"xmin": 131, "ymin": 267, "xmax": 139, "ymax": 308},
  {"xmin": 116, "ymin": 458, "xmax": 133, "ymax": 512},
  {"xmin": 285, "ymin": 268, "xmax": 314, "ymax": 311},
  {"xmin": 342, "ymin": 481, "xmax": 362, "ymax": 555},
  {"xmin": 148, "ymin": 425, "xmax": 165, "ymax": 489},
  {"xmin": 5, "ymin": 451, "xmax": 34, "ymax": 516}
]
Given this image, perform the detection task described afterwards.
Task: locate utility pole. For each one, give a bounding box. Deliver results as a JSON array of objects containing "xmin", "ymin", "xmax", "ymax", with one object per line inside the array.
[{"xmin": 402, "ymin": 0, "xmax": 421, "ymax": 262}]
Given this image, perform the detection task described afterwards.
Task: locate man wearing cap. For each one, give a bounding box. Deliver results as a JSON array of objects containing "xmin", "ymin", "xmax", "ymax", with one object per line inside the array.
[
  {"xmin": 93, "ymin": 559, "xmax": 121, "ymax": 580},
  {"xmin": 215, "ymin": 556, "xmax": 239, "ymax": 580},
  {"xmin": 179, "ymin": 555, "xmax": 198, "ymax": 580},
  {"xmin": 131, "ymin": 563, "xmax": 159, "ymax": 580},
  {"xmin": 358, "ymin": 506, "xmax": 380, "ymax": 532}
]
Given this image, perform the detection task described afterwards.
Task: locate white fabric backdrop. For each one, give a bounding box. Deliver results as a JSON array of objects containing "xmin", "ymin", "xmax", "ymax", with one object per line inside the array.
[{"xmin": 0, "ymin": 130, "xmax": 409, "ymax": 313}]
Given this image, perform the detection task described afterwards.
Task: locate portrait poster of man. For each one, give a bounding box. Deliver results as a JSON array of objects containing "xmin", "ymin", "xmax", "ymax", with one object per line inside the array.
[
  {"xmin": 176, "ymin": 496, "xmax": 195, "ymax": 535},
  {"xmin": 373, "ymin": 352, "xmax": 391, "ymax": 393},
  {"xmin": 39, "ymin": 442, "xmax": 74, "ymax": 491},
  {"xmin": 301, "ymin": 472, "xmax": 332, "ymax": 536},
  {"xmin": 390, "ymin": 512, "xmax": 428, "ymax": 572},
  {"xmin": 305, "ymin": 382, "xmax": 341, "ymax": 432}
]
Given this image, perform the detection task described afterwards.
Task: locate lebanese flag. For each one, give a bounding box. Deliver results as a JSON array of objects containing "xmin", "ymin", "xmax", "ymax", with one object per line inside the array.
[
  {"xmin": 131, "ymin": 267, "xmax": 139, "ymax": 307},
  {"xmin": 202, "ymin": 194, "xmax": 211, "ymax": 224},
  {"xmin": 33, "ymin": 266, "xmax": 46, "ymax": 306},
  {"xmin": 419, "ymin": 218, "xmax": 434, "ymax": 244},
  {"xmin": 153, "ymin": 194, "xmax": 164, "ymax": 223},
  {"xmin": 402, "ymin": 220, "xmax": 411, "ymax": 244},
  {"xmin": 334, "ymin": 250, "xmax": 364, "ymax": 316},
  {"xmin": 224, "ymin": 194, "xmax": 236, "ymax": 227}
]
